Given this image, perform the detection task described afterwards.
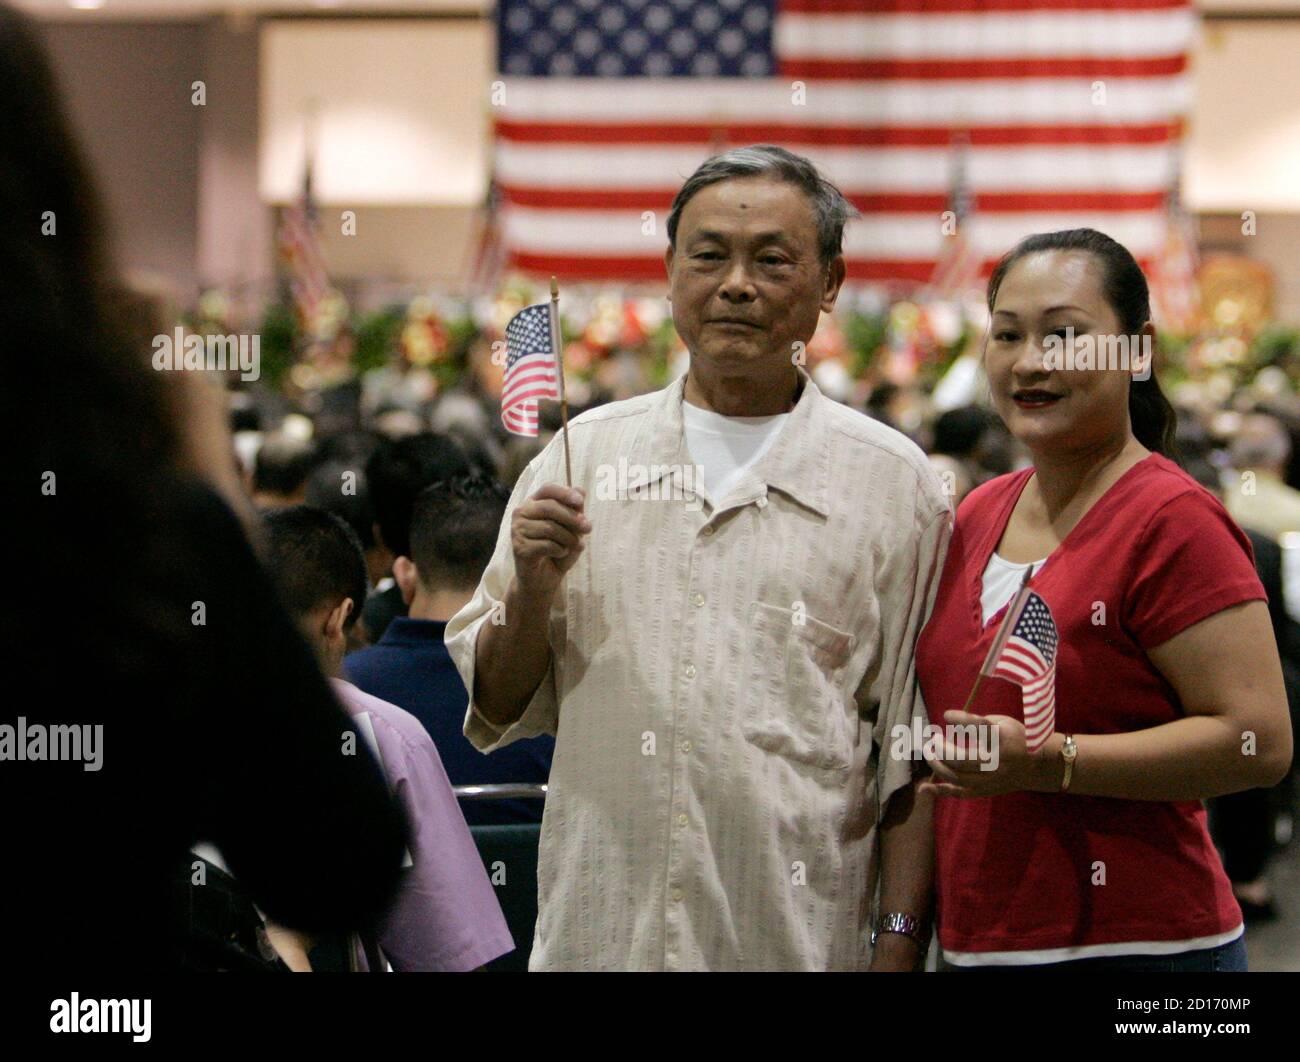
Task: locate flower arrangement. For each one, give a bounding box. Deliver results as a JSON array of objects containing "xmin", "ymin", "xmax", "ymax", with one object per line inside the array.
[{"xmin": 187, "ymin": 273, "xmax": 1295, "ymax": 413}]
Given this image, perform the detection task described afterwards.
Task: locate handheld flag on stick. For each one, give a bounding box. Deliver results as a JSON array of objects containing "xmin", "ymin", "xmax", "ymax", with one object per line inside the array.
[
  {"xmin": 961, "ymin": 565, "xmax": 1060, "ymax": 753},
  {"xmin": 500, "ymin": 278, "xmax": 572, "ymax": 486}
]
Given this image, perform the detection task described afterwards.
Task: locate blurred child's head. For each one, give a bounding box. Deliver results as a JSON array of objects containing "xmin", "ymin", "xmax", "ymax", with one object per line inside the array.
[{"xmin": 262, "ymin": 506, "xmax": 368, "ymax": 675}]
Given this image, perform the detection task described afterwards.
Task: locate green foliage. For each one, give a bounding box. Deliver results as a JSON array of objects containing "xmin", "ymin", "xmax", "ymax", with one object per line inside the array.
[
  {"xmin": 256, "ymin": 303, "xmax": 297, "ymax": 388},
  {"xmin": 844, "ymin": 313, "xmax": 887, "ymax": 377},
  {"xmin": 354, "ymin": 306, "xmax": 404, "ymax": 375},
  {"xmin": 1252, "ymin": 325, "xmax": 1300, "ymax": 373}
]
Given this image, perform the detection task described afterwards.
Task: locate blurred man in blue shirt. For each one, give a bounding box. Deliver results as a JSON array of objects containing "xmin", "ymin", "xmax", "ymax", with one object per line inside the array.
[{"xmin": 346, "ymin": 474, "xmax": 552, "ymax": 825}]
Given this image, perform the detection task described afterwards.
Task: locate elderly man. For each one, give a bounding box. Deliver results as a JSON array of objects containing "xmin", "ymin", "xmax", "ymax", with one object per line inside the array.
[{"xmin": 446, "ymin": 145, "xmax": 950, "ymax": 970}]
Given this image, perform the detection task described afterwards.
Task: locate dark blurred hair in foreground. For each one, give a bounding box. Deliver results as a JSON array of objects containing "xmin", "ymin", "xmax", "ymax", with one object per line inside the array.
[{"xmin": 1, "ymin": 3, "xmax": 179, "ymax": 492}]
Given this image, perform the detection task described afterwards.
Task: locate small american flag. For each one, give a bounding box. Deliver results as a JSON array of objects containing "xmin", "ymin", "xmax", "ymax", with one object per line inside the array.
[
  {"xmin": 501, "ymin": 302, "xmax": 561, "ymax": 437},
  {"xmin": 929, "ymin": 132, "xmax": 982, "ymax": 299},
  {"xmin": 277, "ymin": 161, "xmax": 330, "ymax": 332},
  {"xmin": 1149, "ymin": 157, "xmax": 1201, "ymax": 334},
  {"xmin": 981, "ymin": 588, "xmax": 1059, "ymax": 753}
]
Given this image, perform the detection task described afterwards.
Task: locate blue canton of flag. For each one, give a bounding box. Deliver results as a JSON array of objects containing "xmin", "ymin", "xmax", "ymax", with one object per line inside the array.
[
  {"xmin": 498, "ymin": 0, "xmax": 776, "ymax": 79},
  {"xmin": 501, "ymin": 302, "xmax": 560, "ymax": 437}
]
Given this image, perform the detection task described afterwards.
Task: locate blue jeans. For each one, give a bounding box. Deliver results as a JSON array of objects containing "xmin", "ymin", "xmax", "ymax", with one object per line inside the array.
[{"xmin": 942, "ymin": 936, "xmax": 1248, "ymax": 972}]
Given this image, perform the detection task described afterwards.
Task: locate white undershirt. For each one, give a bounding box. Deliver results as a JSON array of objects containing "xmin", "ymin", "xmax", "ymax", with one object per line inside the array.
[
  {"xmin": 954, "ymin": 551, "xmax": 1244, "ymax": 966},
  {"xmin": 682, "ymin": 400, "xmax": 789, "ymax": 505},
  {"xmin": 979, "ymin": 552, "xmax": 1047, "ymax": 625}
]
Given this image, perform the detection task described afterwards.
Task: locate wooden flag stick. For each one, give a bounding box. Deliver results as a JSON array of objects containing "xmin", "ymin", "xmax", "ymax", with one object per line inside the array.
[{"xmin": 549, "ymin": 276, "xmax": 573, "ymax": 487}]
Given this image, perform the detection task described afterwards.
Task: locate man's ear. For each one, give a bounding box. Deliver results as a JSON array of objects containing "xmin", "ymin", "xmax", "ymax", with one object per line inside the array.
[
  {"xmin": 393, "ymin": 556, "xmax": 419, "ymax": 606},
  {"xmin": 664, "ymin": 244, "xmax": 675, "ymax": 289},
  {"xmin": 820, "ymin": 255, "xmax": 847, "ymax": 315},
  {"xmin": 326, "ymin": 598, "xmax": 354, "ymax": 642}
]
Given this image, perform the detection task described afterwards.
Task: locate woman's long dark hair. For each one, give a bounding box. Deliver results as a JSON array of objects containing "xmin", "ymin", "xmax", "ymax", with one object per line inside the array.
[
  {"xmin": 985, "ymin": 228, "xmax": 1179, "ymax": 458},
  {"xmin": 2, "ymin": 2, "xmax": 195, "ymax": 659},
  {"xmin": 0, "ymin": 2, "xmax": 180, "ymax": 492}
]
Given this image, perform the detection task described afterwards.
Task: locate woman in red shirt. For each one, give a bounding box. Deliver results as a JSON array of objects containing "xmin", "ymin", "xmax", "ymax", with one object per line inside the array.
[{"xmin": 914, "ymin": 228, "xmax": 1292, "ymax": 970}]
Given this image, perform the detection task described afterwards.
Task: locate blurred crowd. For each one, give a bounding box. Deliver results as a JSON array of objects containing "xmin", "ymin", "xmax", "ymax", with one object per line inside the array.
[{"xmin": 231, "ymin": 347, "xmax": 1300, "ymax": 931}]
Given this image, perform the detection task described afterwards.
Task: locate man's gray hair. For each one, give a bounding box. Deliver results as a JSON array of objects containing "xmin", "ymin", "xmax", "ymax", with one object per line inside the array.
[{"xmin": 666, "ymin": 144, "xmax": 858, "ymax": 269}]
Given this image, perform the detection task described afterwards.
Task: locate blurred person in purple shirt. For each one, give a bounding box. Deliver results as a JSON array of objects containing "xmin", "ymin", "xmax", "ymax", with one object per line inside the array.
[
  {"xmin": 263, "ymin": 506, "xmax": 514, "ymax": 971},
  {"xmin": 345, "ymin": 475, "xmax": 554, "ymax": 825}
]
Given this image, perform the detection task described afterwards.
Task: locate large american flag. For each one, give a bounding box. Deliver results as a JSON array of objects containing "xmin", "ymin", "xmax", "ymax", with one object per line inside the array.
[
  {"xmin": 490, "ymin": 0, "xmax": 1196, "ymax": 286},
  {"xmin": 982, "ymin": 588, "xmax": 1059, "ymax": 753},
  {"xmin": 501, "ymin": 302, "xmax": 562, "ymax": 436}
]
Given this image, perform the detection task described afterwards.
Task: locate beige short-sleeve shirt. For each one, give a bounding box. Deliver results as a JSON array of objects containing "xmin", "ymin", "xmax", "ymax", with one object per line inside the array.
[{"xmin": 446, "ymin": 371, "xmax": 951, "ymax": 970}]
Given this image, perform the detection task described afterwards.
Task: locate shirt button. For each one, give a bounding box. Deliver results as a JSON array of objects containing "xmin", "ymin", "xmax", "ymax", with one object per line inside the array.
[
  {"xmin": 691, "ymin": 592, "xmax": 705, "ymax": 607},
  {"xmin": 756, "ymin": 495, "xmax": 768, "ymax": 508},
  {"xmin": 681, "ymin": 739, "xmax": 692, "ymax": 753},
  {"xmin": 677, "ymin": 813, "xmax": 688, "ymax": 827},
  {"xmin": 671, "ymin": 888, "xmax": 684, "ymax": 903},
  {"xmin": 683, "ymin": 663, "xmax": 696, "ymax": 680},
  {"xmin": 701, "ymin": 524, "xmax": 715, "ymax": 537}
]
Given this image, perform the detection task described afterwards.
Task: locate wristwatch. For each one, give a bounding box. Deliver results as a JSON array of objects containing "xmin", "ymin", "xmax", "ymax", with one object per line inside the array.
[
  {"xmin": 1059, "ymin": 734, "xmax": 1078, "ymax": 793},
  {"xmin": 871, "ymin": 911, "xmax": 929, "ymax": 948}
]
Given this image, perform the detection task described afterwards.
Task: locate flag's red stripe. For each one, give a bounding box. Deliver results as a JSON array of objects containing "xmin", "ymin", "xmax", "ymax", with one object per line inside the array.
[
  {"xmin": 1024, "ymin": 716, "xmax": 1056, "ymax": 741},
  {"xmin": 995, "ymin": 658, "xmax": 1044, "ymax": 683},
  {"xmin": 499, "ymin": 185, "xmax": 1167, "ymax": 213},
  {"xmin": 1024, "ymin": 667, "xmax": 1056, "ymax": 688},
  {"xmin": 504, "ymin": 362, "xmax": 557, "ymax": 380},
  {"xmin": 494, "ymin": 120, "xmax": 1180, "ymax": 148},
  {"xmin": 1026, "ymin": 688, "xmax": 1056, "ymax": 712},
  {"xmin": 1025, "ymin": 704, "xmax": 1056, "ymax": 727},
  {"xmin": 779, "ymin": 0, "xmax": 1188, "ymax": 11},
  {"xmin": 504, "ymin": 386, "xmax": 561, "ymax": 407},
  {"xmin": 1002, "ymin": 644, "xmax": 1048, "ymax": 672},
  {"xmin": 777, "ymin": 56, "xmax": 1187, "ymax": 80},
  {"xmin": 503, "ymin": 370, "xmax": 558, "ymax": 394}
]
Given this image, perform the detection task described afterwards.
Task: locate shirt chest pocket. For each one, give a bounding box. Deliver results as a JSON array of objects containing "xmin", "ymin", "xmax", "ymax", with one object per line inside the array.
[{"xmin": 741, "ymin": 602, "xmax": 858, "ymax": 772}]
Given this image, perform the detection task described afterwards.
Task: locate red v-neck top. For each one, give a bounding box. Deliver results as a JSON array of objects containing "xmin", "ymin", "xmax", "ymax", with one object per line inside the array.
[{"xmin": 915, "ymin": 453, "xmax": 1265, "ymax": 954}]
